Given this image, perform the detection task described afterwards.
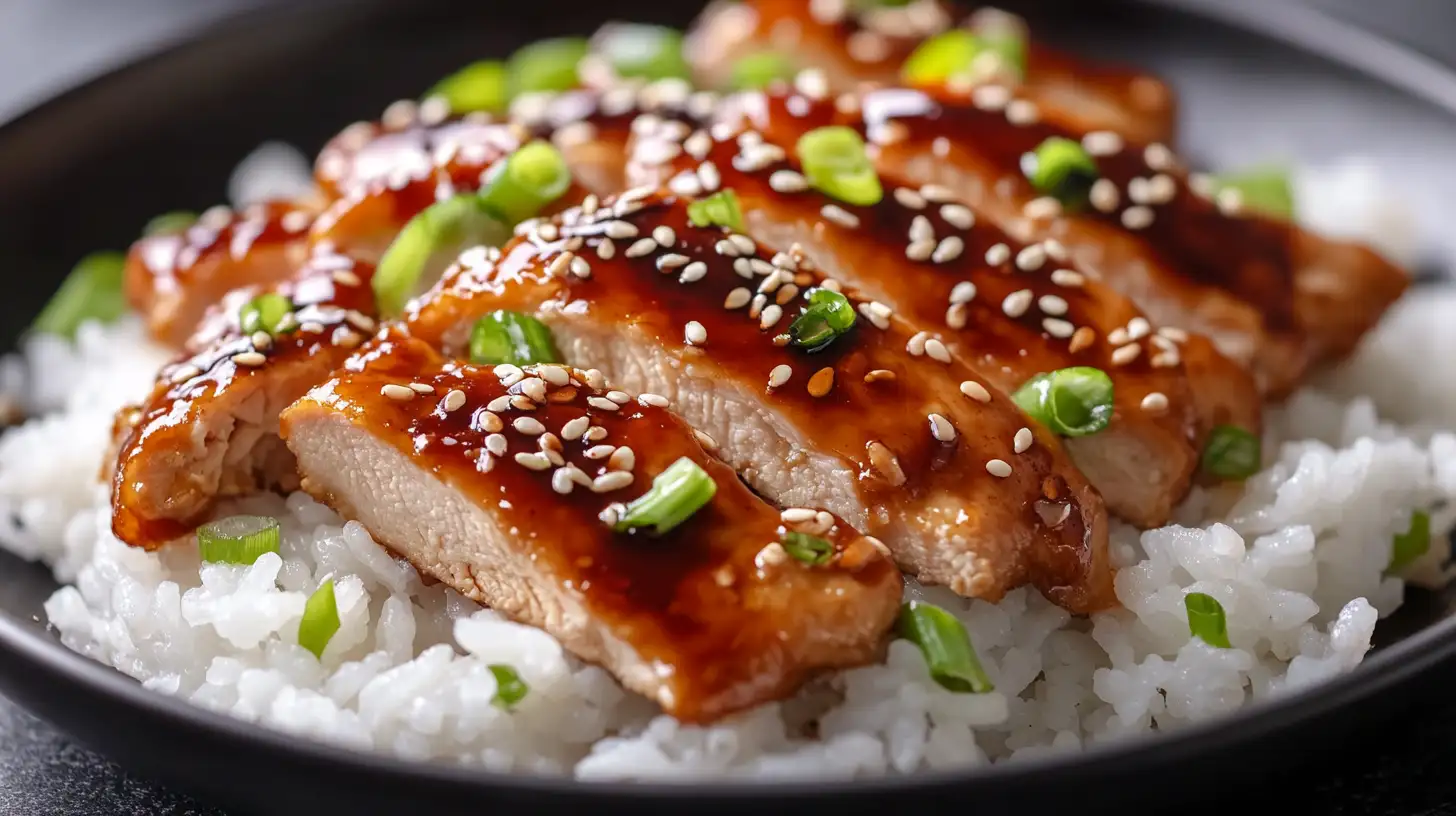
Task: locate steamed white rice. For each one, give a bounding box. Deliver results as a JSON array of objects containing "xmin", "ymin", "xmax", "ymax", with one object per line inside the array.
[{"xmin": 0, "ymin": 167, "xmax": 1451, "ymax": 781}]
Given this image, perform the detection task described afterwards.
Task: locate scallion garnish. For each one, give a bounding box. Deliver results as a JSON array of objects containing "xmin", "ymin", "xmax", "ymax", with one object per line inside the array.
[
  {"xmin": 901, "ymin": 30, "xmax": 982, "ymax": 85},
  {"xmin": 730, "ymin": 51, "xmax": 795, "ymax": 90},
  {"xmin": 686, "ymin": 189, "xmax": 745, "ymax": 232},
  {"xmin": 788, "ymin": 287, "xmax": 857, "ymax": 352},
  {"xmin": 31, "ymin": 251, "xmax": 128, "ymax": 339},
  {"xmin": 782, "ymin": 531, "xmax": 834, "ymax": 566},
  {"xmin": 508, "ymin": 37, "xmax": 590, "ymax": 95},
  {"xmin": 144, "ymin": 210, "xmax": 198, "ymax": 236},
  {"xmin": 1210, "ymin": 167, "xmax": 1294, "ymax": 219},
  {"xmin": 478, "ymin": 140, "xmax": 573, "ymax": 226},
  {"xmin": 795, "ymin": 126, "xmax": 883, "ymax": 207},
  {"xmin": 489, "ymin": 664, "xmax": 530, "ymax": 709},
  {"xmin": 373, "ymin": 193, "xmax": 510, "ymax": 318},
  {"xmin": 239, "ymin": 292, "xmax": 294, "ymax": 337},
  {"xmin": 469, "ymin": 310, "xmax": 561, "ymax": 366},
  {"xmin": 896, "ymin": 601, "xmax": 995, "ymax": 693},
  {"xmin": 613, "ymin": 456, "xmax": 717, "ymax": 536},
  {"xmin": 425, "ymin": 60, "xmax": 509, "ymax": 114},
  {"xmin": 1012, "ymin": 367, "xmax": 1114, "ymax": 437},
  {"xmin": 593, "ymin": 23, "xmax": 689, "ymax": 81},
  {"xmin": 197, "ymin": 515, "xmax": 281, "ymax": 564},
  {"xmin": 1021, "ymin": 137, "xmax": 1099, "ymax": 207},
  {"xmin": 298, "ymin": 579, "xmax": 340, "ymax": 659},
  {"xmin": 1387, "ymin": 510, "xmax": 1431, "ymax": 573},
  {"xmin": 1200, "ymin": 425, "xmax": 1261, "ymax": 481},
  {"xmin": 1184, "ymin": 592, "xmax": 1231, "ymax": 648}
]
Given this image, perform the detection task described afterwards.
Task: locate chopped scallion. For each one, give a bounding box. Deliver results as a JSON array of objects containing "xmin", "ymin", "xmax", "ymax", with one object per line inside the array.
[
  {"xmin": 31, "ymin": 251, "xmax": 128, "ymax": 339},
  {"xmin": 788, "ymin": 287, "xmax": 857, "ymax": 352},
  {"xmin": 469, "ymin": 310, "xmax": 561, "ymax": 366},
  {"xmin": 730, "ymin": 51, "xmax": 795, "ymax": 90},
  {"xmin": 795, "ymin": 126, "xmax": 883, "ymax": 207},
  {"xmin": 613, "ymin": 456, "xmax": 717, "ymax": 536},
  {"xmin": 1012, "ymin": 367, "xmax": 1114, "ymax": 437},
  {"xmin": 239, "ymin": 292, "xmax": 294, "ymax": 337},
  {"xmin": 144, "ymin": 211, "xmax": 198, "ymax": 236},
  {"xmin": 896, "ymin": 601, "xmax": 994, "ymax": 693},
  {"xmin": 373, "ymin": 193, "xmax": 510, "ymax": 318},
  {"xmin": 1020, "ymin": 137, "xmax": 1099, "ymax": 207},
  {"xmin": 593, "ymin": 23, "xmax": 689, "ymax": 81},
  {"xmin": 1184, "ymin": 592, "xmax": 1231, "ymax": 648},
  {"xmin": 478, "ymin": 140, "xmax": 573, "ymax": 226},
  {"xmin": 489, "ymin": 664, "xmax": 529, "ymax": 709},
  {"xmin": 197, "ymin": 515, "xmax": 280, "ymax": 564},
  {"xmin": 901, "ymin": 30, "xmax": 982, "ymax": 85},
  {"xmin": 782, "ymin": 531, "xmax": 834, "ymax": 566},
  {"xmin": 1200, "ymin": 425, "xmax": 1261, "ymax": 481},
  {"xmin": 298, "ymin": 580, "xmax": 340, "ymax": 659},
  {"xmin": 1387, "ymin": 510, "xmax": 1431, "ymax": 573},
  {"xmin": 508, "ymin": 37, "xmax": 590, "ymax": 95},
  {"xmin": 1210, "ymin": 167, "xmax": 1294, "ymax": 219},
  {"xmin": 686, "ymin": 189, "xmax": 745, "ymax": 232},
  {"xmin": 425, "ymin": 60, "xmax": 509, "ymax": 114}
]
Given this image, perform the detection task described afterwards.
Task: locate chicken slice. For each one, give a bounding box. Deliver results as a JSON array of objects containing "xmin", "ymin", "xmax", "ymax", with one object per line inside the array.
[
  {"xmin": 110, "ymin": 245, "xmax": 379, "ymax": 549},
  {"xmin": 125, "ymin": 201, "xmax": 318, "ymax": 348},
  {"xmin": 685, "ymin": 0, "xmax": 1177, "ymax": 144},
  {"xmin": 629, "ymin": 119, "xmax": 1263, "ymax": 526},
  {"xmin": 719, "ymin": 86, "xmax": 1409, "ymax": 396},
  {"xmin": 280, "ymin": 330, "xmax": 902, "ymax": 723},
  {"xmin": 406, "ymin": 189, "xmax": 1114, "ymax": 613}
]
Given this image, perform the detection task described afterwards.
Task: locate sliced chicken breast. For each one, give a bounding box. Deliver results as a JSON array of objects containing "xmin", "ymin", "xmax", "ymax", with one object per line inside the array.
[
  {"xmin": 718, "ymin": 86, "xmax": 1408, "ymax": 396},
  {"xmin": 406, "ymin": 189, "xmax": 1114, "ymax": 613},
  {"xmin": 110, "ymin": 245, "xmax": 379, "ymax": 550},
  {"xmin": 685, "ymin": 0, "xmax": 1177, "ymax": 144},
  {"xmin": 280, "ymin": 329, "xmax": 902, "ymax": 723},
  {"xmin": 628, "ymin": 119, "xmax": 1263, "ymax": 526}
]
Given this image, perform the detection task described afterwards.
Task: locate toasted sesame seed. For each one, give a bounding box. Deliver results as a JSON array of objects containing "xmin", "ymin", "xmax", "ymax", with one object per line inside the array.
[
  {"xmin": 858, "ymin": 302, "xmax": 891, "ymax": 330},
  {"xmin": 510, "ymin": 395, "xmax": 537, "ymax": 411},
  {"xmin": 485, "ymin": 395, "xmax": 513, "ymax": 413},
  {"xmin": 1013, "ymin": 427, "xmax": 1034, "ymax": 454},
  {"xmin": 925, "ymin": 338, "xmax": 952, "ymax": 363},
  {"xmin": 514, "ymin": 452, "xmax": 552, "ymax": 471},
  {"xmin": 538, "ymin": 365, "xmax": 570, "ymax": 387},
  {"xmin": 1023, "ymin": 197, "xmax": 1062, "ymax": 220},
  {"xmin": 561, "ymin": 415, "xmax": 590, "ymax": 441},
  {"xmin": 513, "ymin": 416, "xmax": 546, "ymax": 436},
  {"xmin": 821, "ymin": 204, "xmax": 860, "ymax": 229},
  {"xmin": 932, "ymin": 236, "xmax": 965, "ymax": 264},
  {"xmin": 893, "ymin": 187, "xmax": 927, "ymax": 210},
  {"xmin": 939, "ymin": 204, "xmax": 974, "ymax": 230},
  {"xmin": 551, "ymin": 467, "xmax": 576, "ymax": 495},
  {"xmin": 760, "ymin": 304, "xmax": 784, "ymax": 329},
  {"xmin": 592, "ymin": 471, "xmax": 634, "ymax": 493},
  {"xmin": 909, "ymin": 215, "xmax": 935, "ymax": 244},
  {"xmin": 595, "ymin": 238, "xmax": 617, "ymax": 260},
  {"xmin": 478, "ymin": 411, "xmax": 504, "ymax": 433},
  {"xmin": 605, "ymin": 390, "xmax": 631, "ymax": 405},
  {"xmin": 960, "ymin": 380, "xmax": 992, "ymax": 402},
  {"xmin": 585, "ymin": 425, "xmax": 609, "ymax": 442},
  {"xmin": 406, "ymin": 382, "xmax": 434, "ymax": 395},
  {"xmin": 748, "ymin": 293, "xmax": 767, "ymax": 318},
  {"xmin": 685, "ymin": 320, "xmax": 708, "ymax": 346},
  {"xmin": 728, "ymin": 234, "xmax": 756, "ymax": 255},
  {"xmin": 1068, "ymin": 326, "xmax": 1096, "ymax": 353},
  {"xmin": 547, "ymin": 252, "xmax": 573, "ymax": 278},
  {"xmin": 380, "ymin": 383, "xmax": 415, "ymax": 401},
  {"xmin": 1050, "ymin": 269, "xmax": 1085, "ymax": 287},
  {"xmin": 867, "ymin": 440, "xmax": 907, "ymax": 486},
  {"xmin": 518, "ymin": 378, "xmax": 547, "ymax": 403},
  {"xmin": 657, "ymin": 253, "xmax": 689, "ymax": 272},
  {"xmin": 945, "ymin": 303, "xmax": 968, "ymax": 329},
  {"xmin": 652, "ymin": 225, "xmax": 676, "ymax": 247},
  {"xmin": 929, "ymin": 413, "xmax": 956, "ymax": 442},
  {"xmin": 1144, "ymin": 142, "xmax": 1175, "ymax": 171},
  {"xmin": 905, "ymin": 240, "xmax": 935, "ymax": 262},
  {"xmin": 1111, "ymin": 343, "xmax": 1142, "ymax": 365},
  {"xmin": 585, "ymin": 444, "xmax": 616, "ymax": 460},
  {"xmin": 638, "ymin": 393, "xmax": 669, "ymax": 408},
  {"xmin": 906, "ymin": 331, "xmax": 929, "ymax": 356},
  {"xmin": 231, "ymin": 351, "xmax": 267, "ymax": 367},
  {"xmin": 775, "ymin": 283, "xmax": 800, "ymax": 305},
  {"xmin": 768, "ymin": 364, "xmax": 792, "ymax": 388},
  {"xmin": 1090, "ymin": 179, "xmax": 1121, "ymax": 213},
  {"xmin": 1015, "ymin": 244, "xmax": 1047, "ymax": 271},
  {"xmin": 604, "ymin": 221, "xmax": 638, "ymax": 240},
  {"xmin": 755, "ymin": 542, "xmax": 789, "ymax": 569},
  {"xmin": 782, "ymin": 507, "xmax": 817, "ymax": 523},
  {"xmin": 570, "ymin": 256, "xmax": 592, "ymax": 279},
  {"xmin": 250, "ymin": 331, "xmax": 272, "ymax": 351},
  {"xmin": 1002, "ymin": 289, "xmax": 1033, "ymax": 318},
  {"xmin": 1121, "ymin": 206, "xmax": 1155, "ymax": 230},
  {"xmin": 986, "ymin": 459, "xmax": 1013, "ymax": 478},
  {"xmin": 484, "ymin": 433, "xmax": 509, "ymax": 457},
  {"xmin": 1038, "ymin": 294, "xmax": 1069, "ymax": 315},
  {"xmin": 864, "ymin": 369, "xmax": 896, "ymax": 383},
  {"xmin": 625, "ymin": 238, "xmax": 659, "ymax": 258},
  {"xmin": 1042, "ymin": 318, "xmax": 1075, "ymax": 338},
  {"xmin": 949, "ymin": 281, "xmax": 977, "ymax": 304},
  {"xmin": 971, "ymin": 84, "xmax": 1011, "ymax": 111},
  {"xmin": 1141, "ymin": 392, "xmax": 1169, "ymax": 413},
  {"xmin": 1107, "ymin": 328, "xmax": 1130, "ymax": 346},
  {"xmin": 723, "ymin": 287, "xmax": 752, "ymax": 310},
  {"xmin": 1127, "ymin": 317, "xmax": 1151, "ymax": 340},
  {"xmin": 608, "ymin": 446, "xmax": 635, "ymax": 471},
  {"xmin": 769, "ymin": 169, "xmax": 809, "ymax": 193},
  {"xmin": 807, "ymin": 367, "xmax": 835, "ymax": 397},
  {"xmin": 587, "ymin": 396, "xmax": 620, "ymax": 411},
  {"xmin": 919, "ymin": 184, "xmax": 955, "ymax": 203},
  {"xmin": 985, "ymin": 242, "xmax": 1011, "ymax": 266}
]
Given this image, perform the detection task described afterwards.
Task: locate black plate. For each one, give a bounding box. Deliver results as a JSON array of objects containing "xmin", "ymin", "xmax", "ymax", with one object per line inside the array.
[{"xmin": 1, "ymin": 1, "xmax": 1454, "ymax": 813}]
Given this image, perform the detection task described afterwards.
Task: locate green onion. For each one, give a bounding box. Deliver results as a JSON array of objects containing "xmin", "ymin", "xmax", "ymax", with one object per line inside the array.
[
  {"xmin": 613, "ymin": 456, "xmax": 717, "ymax": 536},
  {"xmin": 1012, "ymin": 367, "xmax": 1114, "ymax": 437},
  {"xmin": 795, "ymin": 126, "xmax": 883, "ymax": 207},
  {"xmin": 686, "ymin": 189, "xmax": 745, "ymax": 232},
  {"xmin": 788, "ymin": 287, "xmax": 857, "ymax": 352},
  {"xmin": 197, "ymin": 515, "xmax": 281, "ymax": 564},
  {"xmin": 1184, "ymin": 592, "xmax": 1231, "ymax": 648},
  {"xmin": 508, "ymin": 37, "xmax": 590, "ymax": 95},
  {"xmin": 478, "ymin": 140, "xmax": 573, "ymax": 226},
  {"xmin": 31, "ymin": 251, "xmax": 129, "ymax": 339},
  {"xmin": 489, "ymin": 664, "xmax": 530, "ymax": 709},
  {"xmin": 373, "ymin": 193, "xmax": 511, "ymax": 318},
  {"xmin": 144, "ymin": 210, "xmax": 198, "ymax": 236},
  {"xmin": 1200, "ymin": 425, "xmax": 1261, "ymax": 481},
  {"xmin": 1211, "ymin": 167, "xmax": 1294, "ymax": 220},
  {"xmin": 1387, "ymin": 510, "xmax": 1431, "ymax": 573},
  {"xmin": 730, "ymin": 51, "xmax": 796, "ymax": 90},
  {"xmin": 425, "ymin": 60, "xmax": 509, "ymax": 114},
  {"xmin": 896, "ymin": 601, "xmax": 994, "ymax": 693},
  {"xmin": 593, "ymin": 23, "xmax": 689, "ymax": 81},
  {"xmin": 901, "ymin": 30, "xmax": 982, "ymax": 85},
  {"xmin": 298, "ymin": 580, "xmax": 340, "ymax": 659},
  {"xmin": 782, "ymin": 532, "xmax": 834, "ymax": 566},
  {"xmin": 1020, "ymin": 137, "xmax": 1099, "ymax": 207},
  {"xmin": 238, "ymin": 292, "xmax": 294, "ymax": 337},
  {"xmin": 469, "ymin": 310, "xmax": 561, "ymax": 366}
]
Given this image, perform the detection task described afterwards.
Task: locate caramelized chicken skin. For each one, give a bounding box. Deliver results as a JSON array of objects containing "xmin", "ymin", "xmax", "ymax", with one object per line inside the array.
[
  {"xmin": 280, "ymin": 330, "xmax": 903, "ymax": 723},
  {"xmin": 685, "ymin": 0, "xmax": 1177, "ymax": 144},
  {"xmin": 406, "ymin": 190, "xmax": 1115, "ymax": 613}
]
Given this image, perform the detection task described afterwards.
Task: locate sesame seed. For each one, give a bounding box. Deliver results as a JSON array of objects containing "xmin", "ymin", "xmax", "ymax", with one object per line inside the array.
[
  {"xmin": 604, "ymin": 221, "xmax": 639, "ymax": 239},
  {"xmin": 748, "ymin": 293, "xmax": 767, "ymax": 318},
  {"xmin": 1013, "ymin": 427, "xmax": 1034, "ymax": 454},
  {"xmin": 561, "ymin": 415, "xmax": 590, "ymax": 441},
  {"xmin": 928, "ymin": 413, "xmax": 956, "ymax": 442},
  {"xmin": 514, "ymin": 452, "xmax": 552, "ymax": 471},
  {"xmin": 1127, "ymin": 317, "xmax": 1151, "ymax": 339},
  {"xmin": 570, "ymin": 256, "xmax": 592, "ymax": 278},
  {"xmin": 795, "ymin": 67, "xmax": 830, "ymax": 99},
  {"xmin": 592, "ymin": 471, "xmax": 634, "ymax": 493},
  {"xmin": 1023, "ymin": 197, "xmax": 1062, "ymax": 220},
  {"xmin": 1121, "ymin": 206, "xmax": 1155, "ymax": 230},
  {"xmin": 906, "ymin": 240, "xmax": 935, "ymax": 262},
  {"xmin": 1082, "ymin": 130, "xmax": 1124, "ymax": 156},
  {"xmin": 768, "ymin": 364, "xmax": 792, "ymax": 388},
  {"xmin": 656, "ymin": 253, "xmax": 690, "ymax": 271},
  {"xmin": 807, "ymin": 367, "xmax": 835, "ymax": 397},
  {"xmin": 1042, "ymin": 318, "xmax": 1075, "ymax": 338},
  {"xmin": 821, "ymin": 204, "xmax": 860, "ymax": 229},
  {"xmin": 986, "ymin": 459, "xmax": 1013, "ymax": 478},
  {"xmin": 864, "ymin": 369, "xmax": 896, "ymax": 383},
  {"xmin": 346, "ymin": 311, "xmax": 376, "ymax": 334},
  {"xmin": 932, "ymin": 236, "xmax": 965, "ymax": 264},
  {"xmin": 547, "ymin": 252, "xmax": 573, "ymax": 278},
  {"xmin": 960, "ymin": 380, "xmax": 991, "ymax": 402},
  {"xmin": 606, "ymin": 390, "xmax": 632, "ymax": 404},
  {"xmin": 858, "ymin": 301, "xmax": 891, "ymax": 330},
  {"xmin": 1216, "ymin": 188, "xmax": 1244, "ymax": 215},
  {"xmin": 609, "ymin": 446, "xmax": 635, "ymax": 471},
  {"xmin": 782, "ymin": 507, "xmax": 817, "ymax": 523},
  {"xmin": 775, "ymin": 283, "xmax": 800, "ymax": 305},
  {"xmin": 1141, "ymin": 392, "xmax": 1169, "ymax": 413},
  {"xmin": 945, "ymin": 303, "xmax": 968, "ymax": 329},
  {"xmin": 724, "ymin": 287, "xmax": 751, "ymax": 309},
  {"xmin": 1146, "ymin": 174, "xmax": 1177, "ymax": 205},
  {"xmin": 907, "ymin": 216, "xmax": 934, "ymax": 244},
  {"xmin": 1144, "ymin": 142, "xmax": 1175, "ymax": 171},
  {"xmin": 231, "ymin": 351, "xmax": 267, "ymax": 367},
  {"xmin": 1159, "ymin": 327, "xmax": 1189, "ymax": 343},
  {"xmin": 585, "ymin": 445, "xmax": 615, "ymax": 460},
  {"xmin": 940, "ymin": 204, "xmax": 974, "ymax": 230},
  {"xmin": 734, "ymin": 258, "xmax": 756, "ymax": 280},
  {"xmin": 906, "ymin": 331, "xmax": 929, "ymax": 356},
  {"xmin": 1038, "ymin": 294, "xmax": 1069, "ymax": 315},
  {"xmin": 1050, "ymin": 269, "xmax": 1085, "ymax": 287},
  {"xmin": 1090, "ymin": 179, "xmax": 1121, "ymax": 213},
  {"xmin": 513, "ymin": 416, "xmax": 546, "ymax": 435},
  {"xmin": 684, "ymin": 130, "xmax": 712, "ymax": 159},
  {"xmin": 408, "ymin": 382, "xmax": 435, "ymax": 394},
  {"xmin": 919, "ymin": 184, "xmax": 955, "ymax": 203},
  {"xmin": 949, "ymin": 281, "xmax": 977, "ymax": 304},
  {"xmin": 331, "ymin": 269, "xmax": 362, "ymax": 287},
  {"xmin": 625, "ymin": 238, "xmax": 659, "ymax": 258},
  {"xmin": 1107, "ymin": 328, "xmax": 1130, "ymax": 346},
  {"xmin": 729, "ymin": 234, "xmax": 756, "ymax": 254},
  {"xmin": 1069, "ymin": 326, "xmax": 1096, "ymax": 353},
  {"xmin": 1111, "ymin": 343, "xmax": 1142, "ymax": 366},
  {"xmin": 551, "ymin": 467, "xmax": 576, "ymax": 495},
  {"xmin": 486, "ymin": 395, "xmax": 513, "ymax": 413},
  {"xmin": 693, "ymin": 429, "xmax": 718, "ymax": 451},
  {"xmin": 1002, "ymin": 289, "xmax": 1033, "ymax": 318},
  {"xmin": 585, "ymin": 425, "xmax": 609, "ymax": 442},
  {"xmin": 478, "ymin": 412, "xmax": 504, "ymax": 433},
  {"xmin": 539, "ymin": 364, "xmax": 570, "ymax": 386},
  {"xmin": 653, "ymin": 225, "xmax": 676, "ymax": 247},
  {"xmin": 519, "ymin": 377, "xmax": 547, "ymax": 403},
  {"xmin": 596, "ymin": 238, "xmax": 617, "ymax": 260},
  {"xmin": 985, "ymin": 243, "xmax": 1011, "ymax": 266},
  {"xmin": 867, "ymin": 440, "xmax": 907, "ymax": 486},
  {"xmin": 381, "ymin": 384, "xmax": 415, "ymax": 401},
  {"xmin": 669, "ymin": 172, "xmax": 702, "ymax": 197},
  {"xmin": 760, "ymin": 304, "xmax": 784, "ymax": 329},
  {"xmin": 587, "ymin": 396, "xmax": 620, "ymax": 411},
  {"xmin": 1015, "ymin": 244, "xmax": 1047, "ymax": 271},
  {"xmin": 168, "ymin": 364, "xmax": 201, "ymax": 384},
  {"xmin": 485, "ymin": 433, "xmax": 509, "ymax": 456},
  {"xmin": 685, "ymin": 320, "xmax": 708, "ymax": 345},
  {"xmin": 250, "ymin": 331, "xmax": 272, "ymax": 351},
  {"xmin": 639, "ymin": 393, "xmax": 669, "ymax": 407},
  {"xmin": 756, "ymin": 542, "xmax": 789, "ymax": 569},
  {"xmin": 971, "ymin": 84, "xmax": 1010, "ymax": 111},
  {"xmin": 894, "ymin": 187, "xmax": 927, "ymax": 209},
  {"xmin": 925, "ymin": 338, "xmax": 952, "ymax": 363}
]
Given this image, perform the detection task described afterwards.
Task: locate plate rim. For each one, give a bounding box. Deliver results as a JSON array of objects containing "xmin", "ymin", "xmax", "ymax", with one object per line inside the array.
[{"xmin": 1, "ymin": 0, "xmax": 1453, "ymax": 801}]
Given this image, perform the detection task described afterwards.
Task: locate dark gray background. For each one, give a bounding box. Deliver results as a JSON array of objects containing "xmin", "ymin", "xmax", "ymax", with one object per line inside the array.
[{"xmin": 3, "ymin": 1, "xmax": 1456, "ymax": 813}]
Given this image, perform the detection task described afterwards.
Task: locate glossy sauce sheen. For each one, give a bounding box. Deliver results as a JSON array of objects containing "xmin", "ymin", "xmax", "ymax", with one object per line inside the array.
[
  {"xmin": 111, "ymin": 244, "xmax": 379, "ymax": 549},
  {"xmin": 300, "ymin": 332, "xmax": 899, "ymax": 722},
  {"xmin": 408, "ymin": 191, "xmax": 1114, "ymax": 611}
]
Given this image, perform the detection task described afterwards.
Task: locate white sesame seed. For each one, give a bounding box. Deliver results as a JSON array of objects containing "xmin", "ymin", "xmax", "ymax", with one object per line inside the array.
[
  {"xmin": 685, "ymin": 320, "xmax": 708, "ymax": 346},
  {"xmin": 1023, "ymin": 197, "xmax": 1062, "ymax": 220},
  {"xmin": 331, "ymin": 269, "xmax": 362, "ymax": 287},
  {"xmin": 986, "ymin": 459, "xmax": 1013, "ymax": 478},
  {"xmin": 656, "ymin": 253, "xmax": 689, "ymax": 271},
  {"xmin": 794, "ymin": 67, "xmax": 829, "ymax": 99},
  {"xmin": 906, "ymin": 240, "xmax": 935, "ymax": 262},
  {"xmin": 514, "ymin": 452, "xmax": 552, "ymax": 471},
  {"xmin": 625, "ymin": 238, "xmax": 659, "ymax": 258},
  {"xmin": 1158, "ymin": 327, "xmax": 1189, "ymax": 343},
  {"xmin": 858, "ymin": 301, "xmax": 891, "ymax": 330},
  {"xmin": 971, "ymin": 84, "xmax": 1011, "ymax": 111},
  {"xmin": 486, "ymin": 395, "xmax": 513, "ymax": 413},
  {"xmin": 1042, "ymin": 318, "xmax": 1075, "ymax": 338},
  {"xmin": 478, "ymin": 411, "xmax": 504, "ymax": 433},
  {"xmin": 893, "ymin": 187, "xmax": 927, "ymax": 210},
  {"xmin": 551, "ymin": 467, "xmax": 576, "ymax": 495},
  {"xmin": 669, "ymin": 172, "xmax": 704, "ymax": 197},
  {"xmin": 729, "ymin": 234, "xmax": 756, "ymax": 254},
  {"xmin": 1050, "ymin": 269, "xmax": 1085, "ymax": 287},
  {"xmin": 1005, "ymin": 99, "xmax": 1039, "ymax": 125},
  {"xmin": 821, "ymin": 204, "xmax": 860, "ymax": 229},
  {"xmin": 606, "ymin": 390, "xmax": 632, "ymax": 405},
  {"xmin": 168, "ymin": 364, "xmax": 201, "ymax": 384},
  {"xmin": 592, "ymin": 471, "xmax": 634, "ymax": 493},
  {"xmin": 1002, "ymin": 289, "xmax": 1033, "ymax": 318},
  {"xmin": 1069, "ymin": 327, "xmax": 1096, "ymax": 353},
  {"xmin": 485, "ymin": 433, "xmax": 509, "ymax": 456},
  {"xmin": 231, "ymin": 351, "xmax": 267, "ymax": 367},
  {"xmin": 408, "ymin": 382, "xmax": 435, "ymax": 394},
  {"xmin": 949, "ymin": 281, "xmax": 977, "ymax": 304},
  {"xmin": 1127, "ymin": 317, "xmax": 1151, "ymax": 340},
  {"xmin": 653, "ymin": 225, "xmax": 676, "ymax": 247},
  {"xmin": 733, "ymin": 258, "xmax": 755, "ymax": 279},
  {"xmin": 518, "ymin": 377, "xmax": 547, "ymax": 403},
  {"xmin": 604, "ymin": 221, "xmax": 638, "ymax": 240},
  {"xmin": 570, "ymin": 256, "xmax": 592, "ymax": 279},
  {"xmin": 1216, "ymin": 188, "xmax": 1244, "ymax": 215},
  {"xmin": 1121, "ymin": 206, "xmax": 1155, "ymax": 230},
  {"xmin": 769, "ymin": 169, "xmax": 808, "ymax": 193},
  {"xmin": 697, "ymin": 162, "xmax": 722, "ymax": 192},
  {"xmin": 932, "ymin": 236, "xmax": 965, "ymax": 264},
  {"xmin": 939, "ymin": 204, "xmax": 974, "ymax": 230},
  {"xmin": 925, "ymin": 338, "xmax": 952, "ymax": 363},
  {"xmin": 928, "ymin": 413, "xmax": 957, "ymax": 442},
  {"xmin": 1111, "ymin": 343, "xmax": 1142, "ymax": 366},
  {"xmin": 1008, "ymin": 427, "xmax": 1033, "ymax": 454},
  {"xmin": 585, "ymin": 444, "xmax": 615, "ymax": 460},
  {"xmin": 919, "ymin": 184, "xmax": 955, "ymax": 204},
  {"xmin": 587, "ymin": 396, "xmax": 620, "ymax": 411},
  {"xmin": 1089, "ymin": 179, "xmax": 1121, "ymax": 213},
  {"xmin": 1107, "ymin": 328, "xmax": 1130, "ymax": 346},
  {"xmin": 985, "ymin": 242, "xmax": 1011, "ymax": 266},
  {"xmin": 561, "ymin": 415, "xmax": 590, "ymax": 441},
  {"xmin": 945, "ymin": 303, "xmax": 968, "ymax": 329},
  {"xmin": 776, "ymin": 283, "xmax": 800, "ymax": 305},
  {"xmin": 1038, "ymin": 294, "xmax": 1069, "ymax": 315},
  {"xmin": 748, "ymin": 293, "xmax": 767, "ymax": 318},
  {"xmin": 250, "ymin": 331, "xmax": 272, "ymax": 351},
  {"xmin": 759, "ymin": 304, "xmax": 784, "ymax": 329},
  {"xmin": 768, "ymin": 364, "xmax": 792, "ymax": 388},
  {"xmin": 638, "ymin": 393, "xmax": 669, "ymax": 407},
  {"xmin": 380, "ymin": 383, "xmax": 414, "ymax": 401},
  {"xmin": 1141, "ymin": 392, "xmax": 1169, "ymax": 413},
  {"xmin": 781, "ymin": 507, "xmax": 817, "ymax": 523},
  {"xmin": 684, "ymin": 130, "xmax": 712, "ymax": 160},
  {"xmin": 755, "ymin": 542, "xmax": 789, "ymax": 569},
  {"xmin": 724, "ymin": 287, "xmax": 751, "ymax": 309},
  {"xmin": 584, "ymin": 369, "xmax": 606, "ymax": 391},
  {"xmin": 906, "ymin": 331, "xmax": 929, "ymax": 356},
  {"xmin": 595, "ymin": 238, "xmax": 617, "ymax": 260},
  {"xmin": 1015, "ymin": 244, "xmax": 1047, "ymax": 271},
  {"xmin": 547, "ymin": 252, "xmax": 573, "ymax": 278},
  {"xmin": 1144, "ymin": 142, "xmax": 1175, "ymax": 171},
  {"xmin": 513, "ymin": 417, "xmax": 546, "ymax": 435},
  {"xmin": 609, "ymin": 446, "xmax": 636, "ymax": 471},
  {"xmin": 909, "ymin": 215, "xmax": 935, "ymax": 243}
]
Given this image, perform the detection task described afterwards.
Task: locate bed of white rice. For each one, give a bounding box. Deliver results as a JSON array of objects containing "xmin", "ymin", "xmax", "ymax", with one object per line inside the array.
[{"xmin": 0, "ymin": 158, "xmax": 1451, "ymax": 781}]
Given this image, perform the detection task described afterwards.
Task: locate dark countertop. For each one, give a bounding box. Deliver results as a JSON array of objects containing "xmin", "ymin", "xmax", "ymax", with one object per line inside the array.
[{"xmin": 3, "ymin": 1, "xmax": 1456, "ymax": 814}]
